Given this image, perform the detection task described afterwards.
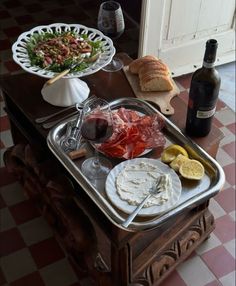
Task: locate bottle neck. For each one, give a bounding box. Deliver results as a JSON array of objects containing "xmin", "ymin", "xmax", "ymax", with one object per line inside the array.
[
  {"xmin": 202, "ymin": 39, "xmax": 218, "ymax": 69},
  {"xmin": 203, "ymin": 61, "xmax": 215, "ymax": 68}
]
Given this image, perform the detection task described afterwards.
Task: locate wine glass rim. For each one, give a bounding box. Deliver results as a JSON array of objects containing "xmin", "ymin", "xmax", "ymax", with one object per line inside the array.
[
  {"xmin": 100, "ymin": 1, "xmax": 121, "ymax": 10},
  {"xmin": 83, "ymin": 97, "xmax": 111, "ymax": 112}
]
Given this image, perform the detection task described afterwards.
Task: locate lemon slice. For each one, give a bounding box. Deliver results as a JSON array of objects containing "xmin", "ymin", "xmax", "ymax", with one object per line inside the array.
[
  {"xmin": 179, "ymin": 159, "xmax": 205, "ymax": 180},
  {"xmin": 161, "ymin": 144, "xmax": 189, "ymax": 163},
  {"xmin": 170, "ymin": 154, "xmax": 190, "ymax": 172}
]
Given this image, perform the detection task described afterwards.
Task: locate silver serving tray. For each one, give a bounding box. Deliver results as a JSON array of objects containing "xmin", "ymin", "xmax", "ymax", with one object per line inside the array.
[{"xmin": 47, "ymin": 98, "xmax": 225, "ymax": 232}]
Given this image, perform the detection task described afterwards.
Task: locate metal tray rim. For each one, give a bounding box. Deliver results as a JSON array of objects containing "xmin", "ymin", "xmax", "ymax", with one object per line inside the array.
[{"xmin": 47, "ymin": 97, "xmax": 225, "ymax": 232}]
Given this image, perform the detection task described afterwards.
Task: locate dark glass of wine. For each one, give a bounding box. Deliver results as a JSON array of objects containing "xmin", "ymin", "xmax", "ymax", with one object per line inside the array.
[
  {"xmin": 98, "ymin": 1, "xmax": 125, "ymax": 72},
  {"xmin": 80, "ymin": 98, "xmax": 113, "ymax": 181}
]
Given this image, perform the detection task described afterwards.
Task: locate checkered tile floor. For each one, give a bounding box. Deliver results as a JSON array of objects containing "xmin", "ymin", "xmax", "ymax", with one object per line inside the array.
[{"xmin": 0, "ymin": 0, "xmax": 235, "ymax": 285}]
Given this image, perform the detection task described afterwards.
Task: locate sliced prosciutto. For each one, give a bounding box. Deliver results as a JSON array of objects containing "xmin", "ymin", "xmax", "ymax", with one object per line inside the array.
[{"xmin": 96, "ymin": 107, "xmax": 166, "ymax": 159}]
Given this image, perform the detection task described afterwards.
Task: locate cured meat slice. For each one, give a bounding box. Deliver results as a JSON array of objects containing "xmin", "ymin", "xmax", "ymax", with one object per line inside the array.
[{"xmin": 96, "ymin": 108, "xmax": 166, "ymax": 159}]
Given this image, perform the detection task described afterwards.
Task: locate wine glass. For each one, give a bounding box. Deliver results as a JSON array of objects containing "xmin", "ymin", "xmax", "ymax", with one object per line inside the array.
[
  {"xmin": 97, "ymin": 1, "xmax": 125, "ymax": 72},
  {"xmin": 80, "ymin": 98, "xmax": 113, "ymax": 181}
]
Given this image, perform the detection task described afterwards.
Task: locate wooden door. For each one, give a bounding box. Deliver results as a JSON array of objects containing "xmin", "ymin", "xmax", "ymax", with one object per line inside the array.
[{"xmin": 139, "ymin": 0, "xmax": 235, "ymax": 76}]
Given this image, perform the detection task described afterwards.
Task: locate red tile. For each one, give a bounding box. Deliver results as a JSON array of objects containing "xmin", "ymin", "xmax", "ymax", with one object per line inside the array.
[
  {"xmin": 4, "ymin": 60, "xmax": 21, "ymax": 73},
  {"xmin": 0, "ymin": 9, "xmax": 11, "ymax": 19},
  {"xmin": 214, "ymin": 214, "xmax": 235, "ymax": 243},
  {"xmin": 0, "ymin": 194, "xmax": 6, "ymax": 209},
  {"xmin": 201, "ymin": 245, "xmax": 235, "ymax": 279},
  {"xmin": 15, "ymin": 15, "xmax": 35, "ymax": 25},
  {"xmin": 3, "ymin": 26, "xmax": 23, "ymax": 38},
  {"xmin": 178, "ymin": 90, "xmax": 188, "ymax": 104},
  {"xmin": 0, "ymin": 115, "xmax": 10, "ymax": 132},
  {"xmin": 29, "ymin": 237, "xmax": 65, "ymax": 268},
  {"xmin": 0, "ymin": 167, "xmax": 17, "ymax": 187},
  {"xmin": 215, "ymin": 187, "xmax": 236, "ymax": 213},
  {"xmin": 216, "ymin": 99, "xmax": 226, "ymax": 111},
  {"xmin": 213, "ymin": 116, "xmax": 224, "ymax": 128},
  {"xmin": 10, "ymin": 271, "xmax": 45, "ymax": 286},
  {"xmin": 9, "ymin": 200, "xmax": 40, "ymax": 225},
  {"xmin": 223, "ymin": 163, "xmax": 236, "ymax": 186},
  {"xmin": 25, "ymin": 3, "xmax": 43, "ymax": 13},
  {"xmin": 0, "ymin": 268, "xmax": 7, "ymax": 285},
  {"xmin": 0, "ymin": 39, "xmax": 11, "ymax": 51},
  {"xmin": 0, "ymin": 228, "xmax": 25, "ymax": 256},
  {"xmin": 161, "ymin": 270, "xmax": 186, "ymax": 286},
  {"xmin": 222, "ymin": 141, "xmax": 235, "ymax": 159},
  {"xmin": 175, "ymin": 74, "xmax": 192, "ymax": 89},
  {"xmin": 226, "ymin": 122, "xmax": 236, "ymax": 134}
]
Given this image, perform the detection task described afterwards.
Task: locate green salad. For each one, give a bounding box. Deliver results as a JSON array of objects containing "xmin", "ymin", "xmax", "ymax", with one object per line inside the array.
[{"xmin": 26, "ymin": 31, "xmax": 103, "ymax": 72}]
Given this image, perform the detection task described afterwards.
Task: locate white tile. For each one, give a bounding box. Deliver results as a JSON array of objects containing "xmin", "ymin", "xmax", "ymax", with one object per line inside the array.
[
  {"xmin": 19, "ymin": 217, "xmax": 53, "ymax": 246},
  {"xmin": 215, "ymin": 109, "xmax": 235, "ymax": 126},
  {"xmin": 0, "ymin": 248, "xmax": 37, "ymax": 283},
  {"xmin": 0, "ymin": 130, "xmax": 13, "ymax": 148},
  {"xmin": 40, "ymin": 259, "xmax": 78, "ymax": 286},
  {"xmin": 229, "ymin": 210, "xmax": 235, "ymax": 221},
  {"xmin": 196, "ymin": 233, "xmax": 221, "ymax": 255},
  {"xmin": 0, "ymin": 148, "xmax": 7, "ymax": 167},
  {"xmin": 0, "ymin": 182, "xmax": 26, "ymax": 206},
  {"xmin": 177, "ymin": 255, "xmax": 215, "ymax": 286},
  {"xmin": 217, "ymin": 62, "xmax": 235, "ymax": 74},
  {"xmin": 219, "ymin": 90, "xmax": 235, "ymax": 112},
  {"xmin": 224, "ymin": 239, "xmax": 236, "ymax": 259},
  {"xmin": 175, "ymin": 81, "xmax": 186, "ymax": 92},
  {"xmin": 209, "ymin": 198, "xmax": 226, "ymax": 219},
  {"xmin": 219, "ymin": 127, "xmax": 235, "ymax": 146},
  {"xmin": 0, "ymin": 101, "xmax": 6, "ymax": 117},
  {"xmin": 0, "ymin": 207, "xmax": 16, "ymax": 231},
  {"xmin": 216, "ymin": 148, "xmax": 234, "ymax": 167},
  {"xmin": 220, "ymin": 270, "xmax": 235, "ymax": 286}
]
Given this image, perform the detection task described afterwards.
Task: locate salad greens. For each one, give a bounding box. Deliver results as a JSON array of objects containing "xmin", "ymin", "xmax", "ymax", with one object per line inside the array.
[{"xmin": 26, "ymin": 31, "xmax": 103, "ymax": 73}]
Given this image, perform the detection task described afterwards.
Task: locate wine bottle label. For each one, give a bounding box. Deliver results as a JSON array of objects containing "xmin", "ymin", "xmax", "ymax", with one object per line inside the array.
[{"xmin": 196, "ymin": 107, "xmax": 216, "ymax": 118}]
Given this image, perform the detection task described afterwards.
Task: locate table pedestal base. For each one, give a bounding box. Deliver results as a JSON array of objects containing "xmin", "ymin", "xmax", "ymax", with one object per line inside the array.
[
  {"xmin": 41, "ymin": 78, "xmax": 89, "ymax": 107},
  {"xmin": 4, "ymin": 144, "xmax": 215, "ymax": 286}
]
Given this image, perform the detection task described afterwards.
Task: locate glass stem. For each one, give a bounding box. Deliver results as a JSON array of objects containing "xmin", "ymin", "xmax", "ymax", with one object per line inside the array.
[{"xmin": 92, "ymin": 149, "xmax": 101, "ymax": 169}]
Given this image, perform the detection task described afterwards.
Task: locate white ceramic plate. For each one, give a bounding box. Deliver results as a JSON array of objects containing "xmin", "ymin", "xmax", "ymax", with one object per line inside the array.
[
  {"xmin": 105, "ymin": 158, "xmax": 182, "ymax": 216},
  {"xmin": 12, "ymin": 23, "xmax": 115, "ymax": 79}
]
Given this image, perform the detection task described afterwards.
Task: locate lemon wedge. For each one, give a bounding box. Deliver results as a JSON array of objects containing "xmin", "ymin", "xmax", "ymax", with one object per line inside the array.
[
  {"xmin": 161, "ymin": 144, "xmax": 189, "ymax": 163},
  {"xmin": 179, "ymin": 159, "xmax": 205, "ymax": 180},
  {"xmin": 170, "ymin": 154, "xmax": 190, "ymax": 172}
]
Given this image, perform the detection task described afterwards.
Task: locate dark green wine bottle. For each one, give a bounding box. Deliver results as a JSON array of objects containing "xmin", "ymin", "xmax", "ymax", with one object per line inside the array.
[{"xmin": 185, "ymin": 39, "xmax": 221, "ymax": 137}]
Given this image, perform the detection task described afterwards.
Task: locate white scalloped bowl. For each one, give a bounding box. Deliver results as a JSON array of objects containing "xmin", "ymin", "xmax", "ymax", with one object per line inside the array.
[
  {"xmin": 11, "ymin": 23, "xmax": 116, "ymax": 107},
  {"xmin": 12, "ymin": 23, "xmax": 116, "ymax": 79}
]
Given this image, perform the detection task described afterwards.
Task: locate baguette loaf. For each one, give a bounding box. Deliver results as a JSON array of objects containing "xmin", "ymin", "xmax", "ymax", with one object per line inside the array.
[
  {"xmin": 129, "ymin": 56, "xmax": 173, "ymax": 92},
  {"xmin": 129, "ymin": 55, "xmax": 158, "ymax": 74},
  {"xmin": 140, "ymin": 75, "xmax": 173, "ymax": 91}
]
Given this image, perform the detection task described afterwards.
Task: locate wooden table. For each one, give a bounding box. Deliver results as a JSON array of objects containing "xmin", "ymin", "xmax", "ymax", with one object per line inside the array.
[{"xmin": 0, "ymin": 54, "xmax": 224, "ymax": 286}]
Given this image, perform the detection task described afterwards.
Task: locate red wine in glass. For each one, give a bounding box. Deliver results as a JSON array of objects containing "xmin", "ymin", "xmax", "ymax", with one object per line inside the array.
[
  {"xmin": 81, "ymin": 117, "xmax": 113, "ymax": 143},
  {"xmin": 80, "ymin": 98, "xmax": 114, "ymax": 182}
]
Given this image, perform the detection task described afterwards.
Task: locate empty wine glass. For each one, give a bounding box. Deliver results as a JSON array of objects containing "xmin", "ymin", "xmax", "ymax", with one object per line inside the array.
[
  {"xmin": 80, "ymin": 98, "xmax": 113, "ymax": 181},
  {"xmin": 98, "ymin": 1, "xmax": 125, "ymax": 72}
]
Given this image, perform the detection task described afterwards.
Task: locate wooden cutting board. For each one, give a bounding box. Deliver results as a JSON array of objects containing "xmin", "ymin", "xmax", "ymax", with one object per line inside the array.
[{"xmin": 123, "ymin": 65, "xmax": 180, "ymax": 115}]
